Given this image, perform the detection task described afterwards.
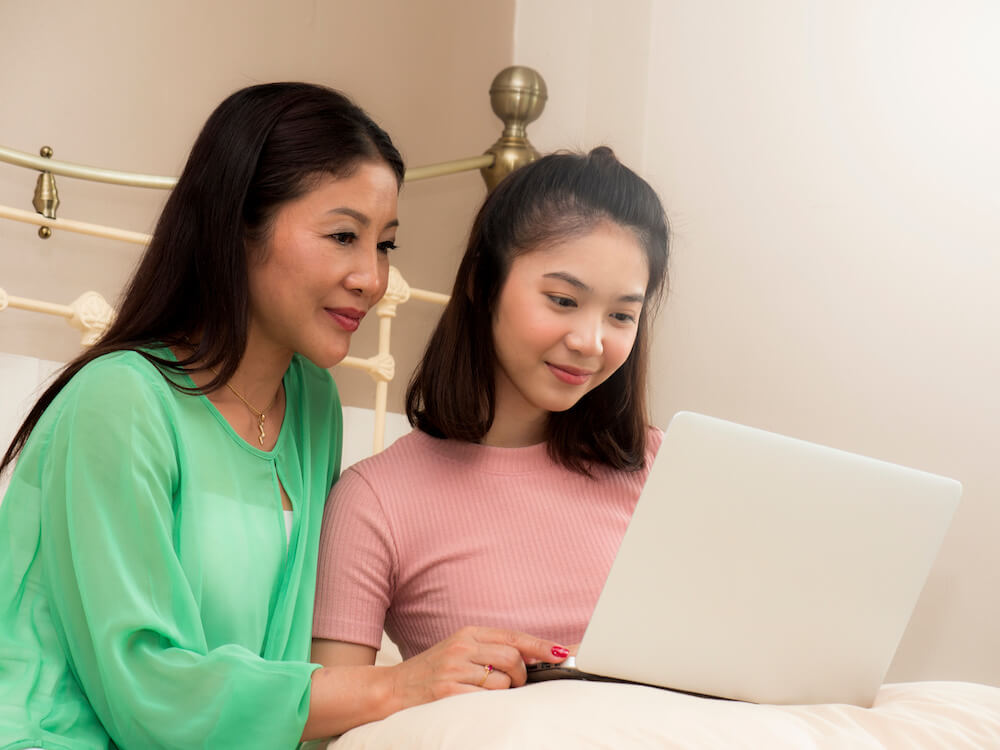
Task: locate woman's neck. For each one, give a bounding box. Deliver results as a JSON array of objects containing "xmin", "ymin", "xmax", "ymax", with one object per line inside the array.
[
  {"xmin": 181, "ymin": 336, "xmax": 289, "ymax": 402},
  {"xmin": 176, "ymin": 331, "xmax": 292, "ymax": 451},
  {"xmin": 226, "ymin": 334, "xmax": 293, "ymax": 406}
]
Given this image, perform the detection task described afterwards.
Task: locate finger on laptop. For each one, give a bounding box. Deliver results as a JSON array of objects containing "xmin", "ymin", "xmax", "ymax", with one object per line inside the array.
[{"xmin": 471, "ymin": 627, "xmax": 569, "ymax": 684}]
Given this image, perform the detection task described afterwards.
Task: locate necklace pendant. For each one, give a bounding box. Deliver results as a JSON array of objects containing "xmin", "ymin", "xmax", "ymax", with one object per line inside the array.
[{"xmin": 258, "ymin": 415, "xmax": 266, "ymax": 446}]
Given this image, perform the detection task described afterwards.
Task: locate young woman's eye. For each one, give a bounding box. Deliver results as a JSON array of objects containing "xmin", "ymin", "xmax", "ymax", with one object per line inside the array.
[
  {"xmin": 377, "ymin": 240, "xmax": 398, "ymax": 254},
  {"xmin": 329, "ymin": 232, "xmax": 357, "ymax": 246},
  {"xmin": 612, "ymin": 312, "xmax": 637, "ymax": 324},
  {"xmin": 546, "ymin": 295, "xmax": 576, "ymax": 308}
]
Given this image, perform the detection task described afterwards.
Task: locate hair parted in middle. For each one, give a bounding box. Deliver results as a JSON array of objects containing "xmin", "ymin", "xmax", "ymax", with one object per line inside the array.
[
  {"xmin": 3, "ymin": 82, "xmax": 405, "ymax": 476},
  {"xmin": 406, "ymin": 146, "xmax": 669, "ymax": 475}
]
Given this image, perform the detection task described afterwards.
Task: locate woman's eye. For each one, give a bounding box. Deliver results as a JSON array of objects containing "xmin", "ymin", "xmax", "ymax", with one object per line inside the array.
[
  {"xmin": 547, "ymin": 295, "xmax": 576, "ymax": 308},
  {"xmin": 377, "ymin": 240, "xmax": 398, "ymax": 254},
  {"xmin": 612, "ymin": 312, "xmax": 637, "ymax": 324},
  {"xmin": 330, "ymin": 232, "xmax": 357, "ymax": 246}
]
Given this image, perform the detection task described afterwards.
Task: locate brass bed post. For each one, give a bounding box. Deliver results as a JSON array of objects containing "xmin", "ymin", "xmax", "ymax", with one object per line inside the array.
[{"xmin": 480, "ymin": 66, "xmax": 548, "ymax": 191}]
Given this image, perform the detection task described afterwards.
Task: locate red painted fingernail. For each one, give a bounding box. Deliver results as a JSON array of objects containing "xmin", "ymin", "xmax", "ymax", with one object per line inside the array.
[{"xmin": 551, "ymin": 646, "xmax": 569, "ymax": 658}]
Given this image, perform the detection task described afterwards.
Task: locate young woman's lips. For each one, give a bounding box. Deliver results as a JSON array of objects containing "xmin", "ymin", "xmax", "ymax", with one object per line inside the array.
[
  {"xmin": 326, "ymin": 308, "xmax": 364, "ymax": 332},
  {"xmin": 547, "ymin": 362, "xmax": 593, "ymax": 386}
]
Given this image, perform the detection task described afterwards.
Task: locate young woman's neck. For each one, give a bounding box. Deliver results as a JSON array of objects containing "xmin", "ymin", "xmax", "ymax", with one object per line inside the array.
[{"xmin": 481, "ymin": 377, "xmax": 548, "ymax": 448}]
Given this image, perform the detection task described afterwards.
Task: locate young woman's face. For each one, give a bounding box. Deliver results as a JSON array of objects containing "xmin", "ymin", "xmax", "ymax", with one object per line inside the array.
[
  {"xmin": 247, "ymin": 162, "xmax": 399, "ymax": 368},
  {"xmin": 491, "ymin": 221, "xmax": 649, "ymax": 438}
]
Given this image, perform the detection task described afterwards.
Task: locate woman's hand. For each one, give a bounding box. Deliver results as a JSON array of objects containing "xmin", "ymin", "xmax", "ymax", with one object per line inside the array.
[
  {"xmin": 303, "ymin": 627, "xmax": 567, "ymax": 740},
  {"xmin": 386, "ymin": 626, "xmax": 570, "ymax": 706}
]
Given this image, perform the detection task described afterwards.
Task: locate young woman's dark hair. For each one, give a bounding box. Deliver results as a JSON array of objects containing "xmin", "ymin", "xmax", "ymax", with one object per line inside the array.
[
  {"xmin": 2, "ymin": 82, "xmax": 405, "ymax": 475},
  {"xmin": 406, "ymin": 146, "xmax": 669, "ymax": 475}
]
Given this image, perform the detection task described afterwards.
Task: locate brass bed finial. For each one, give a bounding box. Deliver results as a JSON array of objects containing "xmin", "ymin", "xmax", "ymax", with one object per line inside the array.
[
  {"xmin": 32, "ymin": 145, "xmax": 59, "ymax": 238},
  {"xmin": 481, "ymin": 66, "xmax": 547, "ymax": 191}
]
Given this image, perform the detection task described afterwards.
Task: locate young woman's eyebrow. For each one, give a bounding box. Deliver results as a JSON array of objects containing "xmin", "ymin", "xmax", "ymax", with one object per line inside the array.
[
  {"xmin": 543, "ymin": 271, "xmax": 644, "ymax": 304},
  {"xmin": 619, "ymin": 293, "xmax": 645, "ymax": 304},
  {"xmin": 543, "ymin": 271, "xmax": 589, "ymax": 290}
]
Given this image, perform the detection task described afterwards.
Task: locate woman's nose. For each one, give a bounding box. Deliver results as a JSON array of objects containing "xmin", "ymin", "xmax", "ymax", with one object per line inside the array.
[{"xmin": 345, "ymin": 245, "xmax": 384, "ymax": 297}]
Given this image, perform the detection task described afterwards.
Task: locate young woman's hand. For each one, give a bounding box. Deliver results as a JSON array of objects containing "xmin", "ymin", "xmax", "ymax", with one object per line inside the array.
[
  {"xmin": 386, "ymin": 626, "xmax": 569, "ymax": 704},
  {"xmin": 303, "ymin": 627, "xmax": 568, "ymax": 740}
]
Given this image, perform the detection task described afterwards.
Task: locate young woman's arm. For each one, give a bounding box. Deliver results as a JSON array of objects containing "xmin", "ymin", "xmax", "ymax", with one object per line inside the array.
[
  {"xmin": 302, "ymin": 627, "xmax": 566, "ymax": 740},
  {"xmin": 311, "ymin": 639, "xmax": 377, "ymax": 666}
]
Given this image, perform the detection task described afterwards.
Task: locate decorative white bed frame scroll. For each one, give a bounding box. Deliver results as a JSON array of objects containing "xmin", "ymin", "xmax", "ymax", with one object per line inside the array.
[{"xmin": 0, "ymin": 67, "xmax": 547, "ymax": 455}]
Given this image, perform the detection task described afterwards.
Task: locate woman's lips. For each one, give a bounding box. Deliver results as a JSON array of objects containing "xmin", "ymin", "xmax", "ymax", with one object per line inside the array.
[
  {"xmin": 326, "ymin": 308, "xmax": 364, "ymax": 332},
  {"xmin": 546, "ymin": 362, "xmax": 593, "ymax": 386}
]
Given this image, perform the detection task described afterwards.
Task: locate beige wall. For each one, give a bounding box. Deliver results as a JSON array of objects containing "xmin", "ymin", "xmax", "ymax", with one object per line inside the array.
[
  {"xmin": 517, "ymin": 0, "xmax": 1000, "ymax": 686},
  {"xmin": 0, "ymin": 0, "xmax": 515, "ymax": 409}
]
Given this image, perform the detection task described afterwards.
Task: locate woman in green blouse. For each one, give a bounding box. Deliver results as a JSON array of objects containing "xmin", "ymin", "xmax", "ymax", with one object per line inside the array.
[{"xmin": 0, "ymin": 83, "xmax": 565, "ymax": 750}]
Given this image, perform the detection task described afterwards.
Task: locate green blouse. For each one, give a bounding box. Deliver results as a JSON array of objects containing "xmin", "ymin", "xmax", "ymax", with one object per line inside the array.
[{"xmin": 0, "ymin": 348, "xmax": 342, "ymax": 750}]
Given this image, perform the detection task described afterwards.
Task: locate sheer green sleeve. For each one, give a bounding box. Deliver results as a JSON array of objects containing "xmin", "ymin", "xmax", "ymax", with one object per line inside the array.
[{"xmin": 38, "ymin": 357, "xmax": 316, "ymax": 750}]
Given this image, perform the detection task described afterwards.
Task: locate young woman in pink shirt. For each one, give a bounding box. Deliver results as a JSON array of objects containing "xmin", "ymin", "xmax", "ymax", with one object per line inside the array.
[{"xmin": 312, "ymin": 147, "xmax": 669, "ymax": 688}]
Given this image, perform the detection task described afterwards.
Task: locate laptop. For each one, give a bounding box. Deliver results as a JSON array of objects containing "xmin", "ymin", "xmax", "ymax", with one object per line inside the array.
[{"xmin": 527, "ymin": 411, "xmax": 962, "ymax": 707}]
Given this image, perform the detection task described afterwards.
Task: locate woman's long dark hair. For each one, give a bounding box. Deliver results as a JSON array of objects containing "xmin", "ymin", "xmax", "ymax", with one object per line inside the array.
[
  {"xmin": 406, "ymin": 147, "xmax": 669, "ymax": 475},
  {"xmin": 2, "ymin": 82, "xmax": 404, "ymax": 476}
]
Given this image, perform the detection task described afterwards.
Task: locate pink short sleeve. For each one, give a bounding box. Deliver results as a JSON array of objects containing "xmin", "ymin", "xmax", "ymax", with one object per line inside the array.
[{"xmin": 312, "ymin": 468, "xmax": 396, "ymax": 649}]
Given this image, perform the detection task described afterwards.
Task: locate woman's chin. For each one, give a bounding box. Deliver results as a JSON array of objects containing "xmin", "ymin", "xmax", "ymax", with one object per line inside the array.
[{"xmin": 299, "ymin": 342, "xmax": 352, "ymax": 371}]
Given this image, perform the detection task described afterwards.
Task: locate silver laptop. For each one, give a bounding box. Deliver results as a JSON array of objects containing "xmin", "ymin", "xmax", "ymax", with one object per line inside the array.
[{"xmin": 528, "ymin": 411, "xmax": 961, "ymax": 707}]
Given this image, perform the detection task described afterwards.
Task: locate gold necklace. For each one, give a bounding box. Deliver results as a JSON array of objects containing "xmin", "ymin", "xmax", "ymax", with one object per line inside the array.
[{"xmin": 213, "ymin": 370, "xmax": 279, "ymax": 446}]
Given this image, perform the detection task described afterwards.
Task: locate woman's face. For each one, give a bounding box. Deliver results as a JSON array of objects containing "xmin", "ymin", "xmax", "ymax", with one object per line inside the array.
[
  {"xmin": 490, "ymin": 220, "xmax": 649, "ymax": 442},
  {"xmin": 247, "ymin": 162, "xmax": 399, "ymax": 368}
]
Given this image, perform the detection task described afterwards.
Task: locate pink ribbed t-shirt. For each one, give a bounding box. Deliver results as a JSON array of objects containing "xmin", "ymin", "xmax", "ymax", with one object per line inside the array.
[{"xmin": 313, "ymin": 427, "xmax": 662, "ymax": 660}]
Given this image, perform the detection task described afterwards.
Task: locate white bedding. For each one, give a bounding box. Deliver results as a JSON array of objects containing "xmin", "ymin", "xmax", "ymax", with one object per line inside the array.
[{"xmin": 323, "ymin": 679, "xmax": 1000, "ymax": 749}]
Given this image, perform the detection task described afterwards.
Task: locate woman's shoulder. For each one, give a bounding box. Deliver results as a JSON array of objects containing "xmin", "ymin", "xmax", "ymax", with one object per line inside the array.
[
  {"xmin": 27, "ymin": 350, "xmax": 182, "ymax": 457},
  {"xmin": 65, "ymin": 348, "xmax": 177, "ymax": 405}
]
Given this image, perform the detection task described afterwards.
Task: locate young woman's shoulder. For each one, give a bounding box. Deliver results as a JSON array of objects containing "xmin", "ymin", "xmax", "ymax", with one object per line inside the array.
[
  {"xmin": 339, "ymin": 429, "xmax": 453, "ymax": 488},
  {"xmin": 345, "ymin": 428, "xmax": 423, "ymax": 469},
  {"xmin": 646, "ymin": 424, "xmax": 665, "ymax": 458}
]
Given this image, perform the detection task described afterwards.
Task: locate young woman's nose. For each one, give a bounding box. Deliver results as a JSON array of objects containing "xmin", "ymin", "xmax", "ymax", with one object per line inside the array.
[{"xmin": 565, "ymin": 315, "xmax": 604, "ymax": 357}]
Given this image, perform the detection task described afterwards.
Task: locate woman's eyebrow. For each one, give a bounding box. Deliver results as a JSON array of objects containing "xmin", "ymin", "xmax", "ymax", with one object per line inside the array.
[
  {"xmin": 543, "ymin": 271, "xmax": 644, "ymax": 304},
  {"xmin": 326, "ymin": 207, "xmax": 400, "ymax": 230}
]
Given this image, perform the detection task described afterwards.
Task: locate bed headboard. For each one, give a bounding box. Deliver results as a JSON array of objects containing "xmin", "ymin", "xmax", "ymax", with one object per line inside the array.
[{"xmin": 0, "ymin": 66, "xmax": 547, "ymax": 458}]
